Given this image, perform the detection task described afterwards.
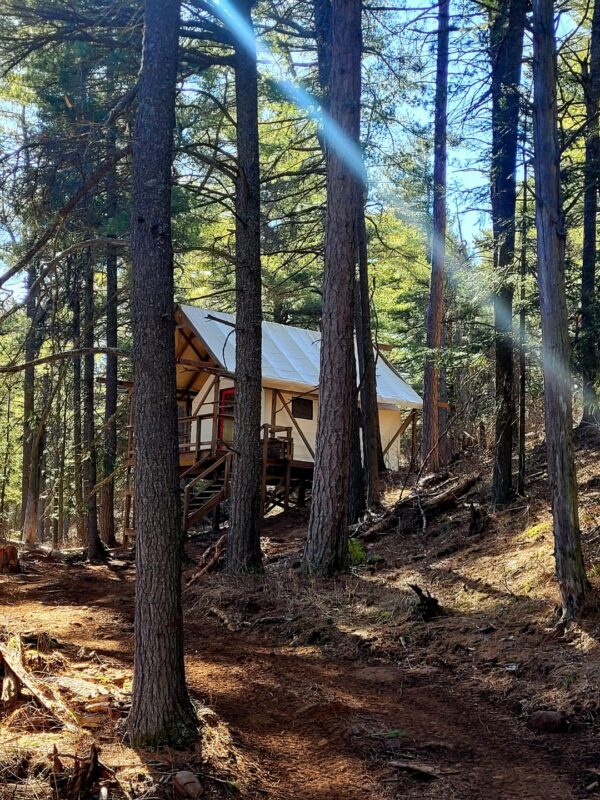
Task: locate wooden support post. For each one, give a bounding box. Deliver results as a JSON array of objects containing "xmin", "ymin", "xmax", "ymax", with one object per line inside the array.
[
  {"xmin": 411, "ymin": 410, "xmax": 418, "ymax": 462},
  {"xmin": 260, "ymin": 424, "xmax": 269, "ymax": 517},
  {"xmin": 284, "ymin": 460, "xmax": 291, "ymax": 510},
  {"xmin": 271, "ymin": 388, "xmax": 277, "ymax": 427},
  {"xmin": 298, "ymin": 479, "xmax": 306, "ymax": 508},
  {"xmin": 211, "ymin": 376, "xmax": 220, "ymax": 455}
]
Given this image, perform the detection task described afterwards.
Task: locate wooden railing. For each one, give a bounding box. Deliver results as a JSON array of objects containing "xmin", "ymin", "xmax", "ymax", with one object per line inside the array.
[{"xmin": 261, "ymin": 423, "xmax": 294, "ymax": 461}]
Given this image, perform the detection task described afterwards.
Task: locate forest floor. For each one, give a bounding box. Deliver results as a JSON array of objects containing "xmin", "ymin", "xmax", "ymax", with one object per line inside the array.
[{"xmin": 3, "ymin": 434, "xmax": 600, "ymax": 799}]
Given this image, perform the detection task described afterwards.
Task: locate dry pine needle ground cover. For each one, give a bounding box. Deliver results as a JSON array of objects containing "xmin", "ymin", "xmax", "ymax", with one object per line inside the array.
[{"xmin": 2, "ymin": 435, "xmax": 600, "ymax": 799}]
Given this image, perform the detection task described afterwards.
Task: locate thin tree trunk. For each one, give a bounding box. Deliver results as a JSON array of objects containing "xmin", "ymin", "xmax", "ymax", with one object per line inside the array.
[
  {"xmin": 489, "ymin": 0, "xmax": 527, "ymax": 507},
  {"xmin": 21, "ymin": 265, "xmax": 37, "ymax": 528},
  {"xmin": 304, "ymin": 0, "xmax": 362, "ymax": 574},
  {"xmin": 58, "ymin": 397, "xmax": 67, "ymax": 543},
  {"xmin": 23, "ymin": 374, "xmax": 50, "ymax": 546},
  {"xmin": 517, "ymin": 136, "xmax": 528, "ymax": 497},
  {"xmin": 356, "ymin": 200, "xmax": 383, "ymax": 503},
  {"xmin": 99, "ymin": 127, "xmax": 119, "ymax": 547},
  {"xmin": 348, "ymin": 357, "xmax": 366, "ymax": 524},
  {"xmin": 0, "ymin": 387, "xmax": 11, "ymax": 534},
  {"xmin": 226, "ymin": 0, "xmax": 264, "ymax": 574},
  {"xmin": 532, "ymin": 0, "xmax": 588, "ymax": 619},
  {"xmin": 127, "ymin": 0, "xmax": 197, "ymax": 749},
  {"xmin": 69, "ymin": 271, "xmax": 85, "ymax": 545},
  {"xmin": 421, "ymin": 0, "xmax": 449, "ymax": 474},
  {"xmin": 82, "ymin": 253, "xmax": 105, "ymax": 562},
  {"xmin": 22, "ymin": 434, "xmax": 42, "ymax": 546},
  {"xmin": 580, "ymin": 0, "xmax": 600, "ymax": 423}
]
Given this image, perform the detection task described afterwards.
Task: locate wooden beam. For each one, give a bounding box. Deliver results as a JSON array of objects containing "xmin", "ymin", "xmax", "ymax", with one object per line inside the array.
[
  {"xmin": 211, "ymin": 376, "xmax": 220, "ymax": 455},
  {"xmin": 275, "ymin": 390, "xmax": 315, "ymax": 459},
  {"xmin": 271, "ymin": 388, "xmax": 277, "ymax": 427},
  {"xmin": 383, "ymin": 410, "xmax": 416, "ymax": 456}
]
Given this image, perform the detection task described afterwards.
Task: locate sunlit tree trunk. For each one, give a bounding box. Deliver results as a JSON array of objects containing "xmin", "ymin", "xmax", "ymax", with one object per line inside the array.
[
  {"xmin": 304, "ymin": 0, "xmax": 362, "ymax": 574},
  {"xmin": 99, "ymin": 126, "xmax": 119, "ymax": 547},
  {"xmin": 227, "ymin": 0, "xmax": 264, "ymax": 574},
  {"xmin": 356, "ymin": 197, "xmax": 384, "ymax": 502},
  {"xmin": 69, "ymin": 267, "xmax": 86, "ymax": 545},
  {"xmin": 82, "ymin": 253, "xmax": 105, "ymax": 561},
  {"xmin": 532, "ymin": 0, "xmax": 588, "ymax": 619},
  {"xmin": 517, "ymin": 148, "xmax": 528, "ymax": 497},
  {"xmin": 489, "ymin": 0, "xmax": 527, "ymax": 507},
  {"xmin": 127, "ymin": 0, "xmax": 197, "ymax": 748},
  {"xmin": 21, "ymin": 265, "xmax": 38, "ymax": 529},
  {"xmin": 421, "ymin": 0, "xmax": 449, "ymax": 474},
  {"xmin": 580, "ymin": 0, "xmax": 600, "ymax": 423}
]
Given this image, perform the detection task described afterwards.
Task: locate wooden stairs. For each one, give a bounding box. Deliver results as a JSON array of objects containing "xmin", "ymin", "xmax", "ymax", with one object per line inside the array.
[
  {"xmin": 123, "ymin": 423, "xmax": 312, "ymax": 543},
  {"xmin": 181, "ymin": 451, "xmax": 232, "ymax": 532}
]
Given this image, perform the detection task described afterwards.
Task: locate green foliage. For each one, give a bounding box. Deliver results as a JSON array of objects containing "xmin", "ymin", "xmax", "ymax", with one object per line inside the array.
[{"xmin": 348, "ymin": 538, "xmax": 367, "ymax": 566}]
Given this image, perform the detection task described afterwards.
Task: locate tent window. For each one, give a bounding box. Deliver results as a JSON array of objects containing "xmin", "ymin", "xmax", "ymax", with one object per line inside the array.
[{"xmin": 291, "ymin": 397, "xmax": 313, "ymax": 420}]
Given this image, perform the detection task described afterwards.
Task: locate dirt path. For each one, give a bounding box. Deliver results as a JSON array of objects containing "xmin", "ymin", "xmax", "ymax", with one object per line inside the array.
[{"xmin": 1, "ymin": 549, "xmax": 589, "ymax": 800}]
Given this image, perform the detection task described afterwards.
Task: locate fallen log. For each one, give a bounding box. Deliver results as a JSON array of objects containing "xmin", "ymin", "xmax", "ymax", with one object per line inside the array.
[
  {"xmin": 358, "ymin": 473, "xmax": 481, "ymax": 539},
  {"xmin": 420, "ymin": 472, "xmax": 480, "ymax": 511},
  {"xmin": 0, "ymin": 637, "xmax": 77, "ymax": 730},
  {"xmin": 187, "ymin": 534, "xmax": 227, "ymax": 586}
]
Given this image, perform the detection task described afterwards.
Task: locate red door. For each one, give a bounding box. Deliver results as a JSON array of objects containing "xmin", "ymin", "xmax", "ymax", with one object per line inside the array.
[{"xmin": 218, "ymin": 388, "xmax": 235, "ymax": 445}]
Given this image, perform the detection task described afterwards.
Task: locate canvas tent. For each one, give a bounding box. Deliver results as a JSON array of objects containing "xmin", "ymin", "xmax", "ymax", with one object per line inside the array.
[{"xmin": 174, "ymin": 305, "xmax": 422, "ymax": 469}]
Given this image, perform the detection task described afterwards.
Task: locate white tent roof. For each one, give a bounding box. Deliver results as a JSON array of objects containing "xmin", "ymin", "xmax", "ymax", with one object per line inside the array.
[{"xmin": 179, "ymin": 305, "xmax": 422, "ymax": 410}]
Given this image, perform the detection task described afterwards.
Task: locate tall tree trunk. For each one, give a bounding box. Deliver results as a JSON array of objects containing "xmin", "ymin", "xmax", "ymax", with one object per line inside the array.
[
  {"xmin": 356, "ymin": 199, "xmax": 384, "ymax": 501},
  {"xmin": 127, "ymin": 0, "xmax": 197, "ymax": 748},
  {"xmin": 99, "ymin": 127, "xmax": 119, "ymax": 547},
  {"xmin": 314, "ymin": 0, "xmax": 332, "ymax": 109},
  {"xmin": 304, "ymin": 0, "xmax": 362, "ymax": 574},
  {"xmin": 58, "ymin": 397, "xmax": 67, "ymax": 543},
  {"xmin": 226, "ymin": 0, "xmax": 264, "ymax": 574},
  {"xmin": 489, "ymin": 0, "xmax": 527, "ymax": 507},
  {"xmin": 532, "ymin": 0, "xmax": 588, "ymax": 619},
  {"xmin": 0, "ymin": 386, "xmax": 11, "ymax": 535},
  {"xmin": 22, "ymin": 431, "xmax": 43, "ymax": 546},
  {"xmin": 21, "ymin": 265, "xmax": 38, "ymax": 528},
  {"xmin": 421, "ymin": 0, "xmax": 449, "ymax": 474},
  {"xmin": 69, "ymin": 270, "xmax": 85, "ymax": 545},
  {"xmin": 517, "ymin": 149, "xmax": 528, "ymax": 497},
  {"xmin": 82, "ymin": 253, "xmax": 105, "ymax": 561},
  {"xmin": 580, "ymin": 0, "xmax": 600, "ymax": 423},
  {"xmin": 23, "ymin": 374, "xmax": 50, "ymax": 547},
  {"xmin": 348, "ymin": 357, "xmax": 366, "ymax": 523}
]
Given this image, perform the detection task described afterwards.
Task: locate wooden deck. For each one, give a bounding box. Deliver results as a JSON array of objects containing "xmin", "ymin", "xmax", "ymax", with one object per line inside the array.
[{"xmin": 123, "ymin": 416, "xmax": 313, "ymax": 541}]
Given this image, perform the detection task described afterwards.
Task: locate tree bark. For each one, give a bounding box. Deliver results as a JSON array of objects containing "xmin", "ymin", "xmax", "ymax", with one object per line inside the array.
[
  {"xmin": 21, "ymin": 265, "xmax": 38, "ymax": 529},
  {"xmin": 421, "ymin": 0, "xmax": 449, "ymax": 474},
  {"xmin": 82, "ymin": 253, "xmax": 105, "ymax": 562},
  {"xmin": 348, "ymin": 358, "xmax": 366, "ymax": 523},
  {"xmin": 69, "ymin": 269, "xmax": 86, "ymax": 545},
  {"xmin": 304, "ymin": 0, "xmax": 362, "ymax": 574},
  {"xmin": 489, "ymin": 0, "xmax": 527, "ymax": 507},
  {"xmin": 226, "ymin": 0, "xmax": 264, "ymax": 574},
  {"xmin": 0, "ymin": 387, "xmax": 11, "ymax": 535},
  {"xmin": 517, "ymin": 148, "xmax": 528, "ymax": 497},
  {"xmin": 532, "ymin": 0, "xmax": 588, "ymax": 619},
  {"xmin": 580, "ymin": 0, "xmax": 600, "ymax": 423},
  {"xmin": 127, "ymin": 0, "xmax": 197, "ymax": 748},
  {"xmin": 99, "ymin": 127, "xmax": 119, "ymax": 547},
  {"xmin": 356, "ymin": 199, "xmax": 384, "ymax": 502}
]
